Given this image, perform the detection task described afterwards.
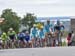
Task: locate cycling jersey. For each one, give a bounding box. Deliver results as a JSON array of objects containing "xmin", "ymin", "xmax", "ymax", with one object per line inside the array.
[
  {"xmin": 30, "ymin": 27, "xmax": 38, "ymax": 38},
  {"xmin": 54, "ymin": 25, "xmax": 61, "ymax": 31},
  {"xmin": 8, "ymin": 31, "xmax": 16, "ymax": 40},
  {"xmin": 25, "ymin": 35, "xmax": 30, "ymax": 42},
  {"xmin": 54, "ymin": 24, "xmax": 65, "ymax": 32},
  {"xmin": 8, "ymin": 30, "xmax": 16, "ymax": 34},
  {"xmin": 44, "ymin": 23, "xmax": 53, "ymax": 33},
  {"xmin": 38, "ymin": 29, "xmax": 45, "ymax": 39},
  {"xmin": 18, "ymin": 32, "xmax": 25, "ymax": 40},
  {"xmin": 18, "ymin": 32, "xmax": 25, "ymax": 38},
  {"xmin": 1, "ymin": 33, "xmax": 8, "ymax": 41}
]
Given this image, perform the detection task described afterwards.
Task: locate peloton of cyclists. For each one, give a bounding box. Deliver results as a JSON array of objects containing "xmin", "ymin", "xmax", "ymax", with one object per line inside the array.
[{"xmin": 0, "ymin": 19, "xmax": 65, "ymax": 49}]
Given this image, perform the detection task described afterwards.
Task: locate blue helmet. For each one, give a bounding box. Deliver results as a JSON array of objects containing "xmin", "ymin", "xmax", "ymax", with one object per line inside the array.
[{"xmin": 57, "ymin": 20, "xmax": 60, "ymax": 25}]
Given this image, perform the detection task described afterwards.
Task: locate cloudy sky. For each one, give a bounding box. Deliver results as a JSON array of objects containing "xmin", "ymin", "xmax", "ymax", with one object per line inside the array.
[{"xmin": 0, "ymin": 0, "xmax": 75, "ymax": 17}]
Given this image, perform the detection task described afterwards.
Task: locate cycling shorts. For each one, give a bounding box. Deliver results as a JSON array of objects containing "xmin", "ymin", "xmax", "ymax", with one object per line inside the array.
[
  {"xmin": 19, "ymin": 37, "xmax": 24, "ymax": 41},
  {"xmin": 9, "ymin": 35, "xmax": 15, "ymax": 40},
  {"xmin": 25, "ymin": 37, "xmax": 30, "ymax": 42}
]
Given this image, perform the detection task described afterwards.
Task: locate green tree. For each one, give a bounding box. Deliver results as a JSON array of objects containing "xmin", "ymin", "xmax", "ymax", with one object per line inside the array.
[
  {"xmin": 22, "ymin": 13, "xmax": 36, "ymax": 31},
  {"xmin": 0, "ymin": 9, "xmax": 20, "ymax": 32}
]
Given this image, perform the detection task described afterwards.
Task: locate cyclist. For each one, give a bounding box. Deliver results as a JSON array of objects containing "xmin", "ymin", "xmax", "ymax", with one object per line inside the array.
[
  {"xmin": 1, "ymin": 32, "xmax": 8, "ymax": 49},
  {"xmin": 44, "ymin": 19, "xmax": 54, "ymax": 34},
  {"xmin": 8, "ymin": 28, "xmax": 16, "ymax": 48},
  {"xmin": 38, "ymin": 26, "xmax": 45, "ymax": 47},
  {"xmin": 54, "ymin": 20, "xmax": 62, "ymax": 46},
  {"xmin": 17, "ymin": 31, "xmax": 25, "ymax": 48},
  {"xmin": 30, "ymin": 24, "xmax": 38, "ymax": 47},
  {"xmin": 24, "ymin": 31, "xmax": 32, "ymax": 48},
  {"xmin": 44, "ymin": 19, "xmax": 54, "ymax": 47}
]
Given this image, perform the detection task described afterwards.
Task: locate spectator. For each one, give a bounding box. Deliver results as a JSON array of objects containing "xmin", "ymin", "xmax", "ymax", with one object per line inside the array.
[
  {"xmin": 67, "ymin": 32, "xmax": 72, "ymax": 46},
  {"xmin": 71, "ymin": 31, "xmax": 75, "ymax": 46}
]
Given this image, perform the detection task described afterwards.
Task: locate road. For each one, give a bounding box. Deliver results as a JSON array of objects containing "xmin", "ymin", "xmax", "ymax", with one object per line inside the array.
[{"xmin": 0, "ymin": 47, "xmax": 75, "ymax": 56}]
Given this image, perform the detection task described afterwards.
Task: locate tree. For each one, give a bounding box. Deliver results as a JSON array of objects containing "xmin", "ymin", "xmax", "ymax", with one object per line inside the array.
[
  {"xmin": 22, "ymin": 13, "xmax": 36, "ymax": 31},
  {"xmin": 0, "ymin": 9, "xmax": 20, "ymax": 32}
]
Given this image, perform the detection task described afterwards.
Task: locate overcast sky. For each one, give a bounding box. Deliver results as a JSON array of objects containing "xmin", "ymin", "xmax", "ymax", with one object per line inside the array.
[{"xmin": 0, "ymin": 0, "xmax": 75, "ymax": 17}]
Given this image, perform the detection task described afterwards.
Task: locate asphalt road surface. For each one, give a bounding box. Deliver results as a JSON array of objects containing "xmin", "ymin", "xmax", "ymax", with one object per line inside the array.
[{"xmin": 0, "ymin": 47, "xmax": 75, "ymax": 56}]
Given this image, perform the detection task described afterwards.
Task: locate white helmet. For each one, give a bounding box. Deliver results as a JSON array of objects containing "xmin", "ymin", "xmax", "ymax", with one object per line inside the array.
[
  {"xmin": 9, "ymin": 28, "xmax": 13, "ymax": 31},
  {"xmin": 26, "ymin": 31, "xmax": 29, "ymax": 34},
  {"xmin": 33, "ymin": 24, "xmax": 36, "ymax": 27}
]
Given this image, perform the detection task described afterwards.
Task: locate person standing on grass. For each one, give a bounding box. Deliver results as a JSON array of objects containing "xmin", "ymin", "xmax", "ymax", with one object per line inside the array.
[
  {"xmin": 70, "ymin": 31, "xmax": 75, "ymax": 46},
  {"xmin": 67, "ymin": 32, "xmax": 72, "ymax": 46}
]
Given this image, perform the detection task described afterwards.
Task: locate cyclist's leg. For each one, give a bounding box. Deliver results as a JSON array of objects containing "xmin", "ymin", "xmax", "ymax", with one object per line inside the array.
[
  {"xmin": 1, "ymin": 40, "xmax": 4, "ymax": 49},
  {"xmin": 34, "ymin": 37, "xmax": 38, "ymax": 47},
  {"xmin": 17, "ymin": 39, "xmax": 20, "ymax": 48},
  {"xmin": 12, "ymin": 37, "xmax": 16, "ymax": 48},
  {"xmin": 58, "ymin": 31, "xmax": 62, "ymax": 46},
  {"xmin": 2, "ymin": 40, "xmax": 4, "ymax": 49},
  {"xmin": 34, "ymin": 37, "xmax": 36, "ymax": 47},
  {"xmin": 39, "ymin": 37, "xmax": 44, "ymax": 47},
  {"xmin": 44, "ymin": 34, "xmax": 47, "ymax": 47},
  {"xmin": 31, "ymin": 35, "xmax": 35, "ymax": 48},
  {"xmin": 2, "ymin": 40, "xmax": 7, "ymax": 49},
  {"xmin": 43, "ymin": 38, "xmax": 46, "ymax": 47},
  {"xmin": 14, "ymin": 39, "xmax": 18, "ymax": 48},
  {"xmin": 47, "ymin": 33, "xmax": 51, "ymax": 47},
  {"xmin": 41, "ymin": 38, "xmax": 44, "ymax": 47},
  {"xmin": 20, "ymin": 38, "xmax": 25, "ymax": 48},
  {"xmin": 57, "ymin": 31, "xmax": 61, "ymax": 46},
  {"xmin": 6, "ymin": 39, "xmax": 9, "ymax": 49},
  {"xmin": 4, "ymin": 40, "xmax": 7, "ymax": 49},
  {"xmin": 53, "ymin": 33, "xmax": 57, "ymax": 47},
  {"xmin": 39, "ymin": 38, "xmax": 42, "ymax": 47},
  {"xmin": 31, "ymin": 38, "xmax": 34, "ymax": 48},
  {"xmin": 25, "ymin": 40, "xmax": 31, "ymax": 48},
  {"xmin": 19, "ymin": 39, "xmax": 23, "ymax": 48},
  {"xmin": 36, "ymin": 37, "xmax": 40, "ymax": 47},
  {"xmin": 28, "ymin": 40, "xmax": 32, "ymax": 48},
  {"xmin": 47, "ymin": 32, "xmax": 52, "ymax": 47},
  {"xmin": 9, "ymin": 36, "xmax": 14, "ymax": 48},
  {"xmin": 45, "ymin": 33, "xmax": 48, "ymax": 47},
  {"xmin": 7, "ymin": 39, "xmax": 10, "ymax": 48},
  {"xmin": 33, "ymin": 36, "xmax": 37, "ymax": 48},
  {"xmin": 18, "ymin": 39, "xmax": 20, "ymax": 48}
]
